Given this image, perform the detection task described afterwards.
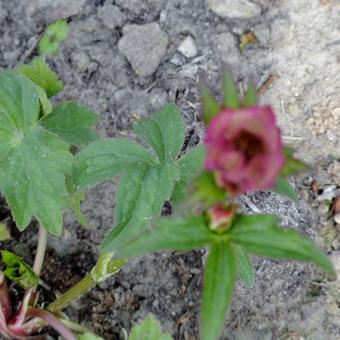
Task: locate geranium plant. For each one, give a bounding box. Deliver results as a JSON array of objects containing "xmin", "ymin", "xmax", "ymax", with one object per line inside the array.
[{"xmin": 0, "ymin": 59, "xmax": 335, "ymax": 340}]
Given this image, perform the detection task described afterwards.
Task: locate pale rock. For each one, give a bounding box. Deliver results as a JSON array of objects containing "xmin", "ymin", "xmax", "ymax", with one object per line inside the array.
[
  {"xmin": 98, "ymin": 4, "xmax": 126, "ymax": 30},
  {"xmin": 177, "ymin": 36, "xmax": 198, "ymax": 58},
  {"xmin": 207, "ymin": 0, "xmax": 262, "ymax": 19},
  {"xmin": 118, "ymin": 23, "xmax": 168, "ymax": 77}
]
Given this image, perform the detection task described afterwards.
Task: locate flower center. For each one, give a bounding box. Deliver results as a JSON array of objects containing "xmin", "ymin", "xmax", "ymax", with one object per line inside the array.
[{"xmin": 233, "ymin": 131, "xmax": 264, "ymax": 162}]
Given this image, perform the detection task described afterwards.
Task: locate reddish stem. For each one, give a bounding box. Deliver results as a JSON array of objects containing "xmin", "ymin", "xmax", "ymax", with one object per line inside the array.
[
  {"xmin": 25, "ymin": 308, "xmax": 77, "ymax": 340},
  {"xmin": 0, "ymin": 272, "xmax": 11, "ymax": 321}
]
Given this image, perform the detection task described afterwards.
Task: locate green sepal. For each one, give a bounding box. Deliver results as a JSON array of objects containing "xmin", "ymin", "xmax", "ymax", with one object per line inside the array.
[
  {"xmin": 192, "ymin": 171, "xmax": 229, "ymax": 207},
  {"xmin": 223, "ymin": 70, "xmax": 240, "ymax": 109},
  {"xmin": 199, "ymin": 83, "xmax": 220, "ymax": 124},
  {"xmin": 241, "ymin": 80, "xmax": 257, "ymax": 107},
  {"xmin": 280, "ymin": 147, "xmax": 307, "ymax": 177},
  {"xmin": 273, "ymin": 177, "xmax": 298, "ymax": 201}
]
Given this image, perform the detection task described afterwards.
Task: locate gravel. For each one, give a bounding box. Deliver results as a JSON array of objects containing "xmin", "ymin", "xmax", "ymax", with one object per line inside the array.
[{"xmin": 118, "ymin": 23, "xmax": 169, "ymax": 77}]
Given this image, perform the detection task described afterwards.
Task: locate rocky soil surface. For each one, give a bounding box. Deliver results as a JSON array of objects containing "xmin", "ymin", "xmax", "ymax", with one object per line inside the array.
[{"xmin": 0, "ymin": 0, "xmax": 339, "ymax": 339}]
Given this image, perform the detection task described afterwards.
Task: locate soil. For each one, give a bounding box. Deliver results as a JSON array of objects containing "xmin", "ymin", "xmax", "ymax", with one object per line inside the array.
[{"xmin": 0, "ymin": 0, "xmax": 339, "ymax": 339}]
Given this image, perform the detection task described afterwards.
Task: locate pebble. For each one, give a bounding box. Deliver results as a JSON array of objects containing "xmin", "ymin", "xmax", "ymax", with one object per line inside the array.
[
  {"xmin": 177, "ymin": 36, "xmax": 198, "ymax": 58},
  {"xmin": 26, "ymin": 0, "xmax": 86, "ymax": 21},
  {"xmin": 118, "ymin": 23, "xmax": 168, "ymax": 77},
  {"xmin": 213, "ymin": 32, "xmax": 240, "ymax": 65},
  {"xmin": 97, "ymin": 4, "xmax": 126, "ymax": 30},
  {"xmin": 115, "ymin": 0, "xmax": 165, "ymax": 15},
  {"xmin": 334, "ymin": 213, "xmax": 340, "ymax": 225},
  {"xmin": 207, "ymin": 0, "xmax": 262, "ymax": 19}
]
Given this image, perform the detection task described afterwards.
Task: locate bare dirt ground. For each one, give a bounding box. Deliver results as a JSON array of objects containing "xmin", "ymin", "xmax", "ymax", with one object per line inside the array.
[{"xmin": 0, "ymin": 0, "xmax": 339, "ymax": 339}]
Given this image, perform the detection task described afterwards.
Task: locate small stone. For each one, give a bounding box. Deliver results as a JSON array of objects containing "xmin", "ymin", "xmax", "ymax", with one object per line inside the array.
[
  {"xmin": 177, "ymin": 36, "xmax": 198, "ymax": 58},
  {"xmin": 207, "ymin": 0, "xmax": 262, "ymax": 19},
  {"xmin": 170, "ymin": 53, "xmax": 186, "ymax": 66},
  {"xmin": 213, "ymin": 32, "xmax": 240, "ymax": 65},
  {"xmin": 115, "ymin": 0, "xmax": 165, "ymax": 15},
  {"xmin": 26, "ymin": 0, "xmax": 85, "ymax": 22},
  {"xmin": 118, "ymin": 23, "xmax": 168, "ymax": 77},
  {"xmin": 334, "ymin": 213, "xmax": 340, "ymax": 225},
  {"xmin": 98, "ymin": 4, "xmax": 126, "ymax": 30}
]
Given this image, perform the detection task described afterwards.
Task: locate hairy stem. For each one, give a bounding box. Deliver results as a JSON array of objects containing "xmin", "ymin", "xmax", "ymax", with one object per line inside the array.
[
  {"xmin": 26, "ymin": 308, "xmax": 77, "ymax": 340},
  {"xmin": 47, "ymin": 274, "xmax": 95, "ymax": 314},
  {"xmin": 47, "ymin": 255, "xmax": 126, "ymax": 314},
  {"xmin": 33, "ymin": 226, "xmax": 48, "ymax": 276}
]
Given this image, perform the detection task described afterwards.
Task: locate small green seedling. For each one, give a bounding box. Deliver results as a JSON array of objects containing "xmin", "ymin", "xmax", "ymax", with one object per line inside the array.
[{"xmin": 38, "ymin": 20, "xmax": 69, "ymax": 55}]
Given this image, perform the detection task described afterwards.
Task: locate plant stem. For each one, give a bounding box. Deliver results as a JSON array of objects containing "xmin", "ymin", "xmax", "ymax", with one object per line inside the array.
[
  {"xmin": 33, "ymin": 226, "xmax": 48, "ymax": 276},
  {"xmin": 47, "ymin": 274, "xmax": 95, "ymax": 314},
  {"xmin": 26, "ymin": 308, "xmax": 77, "ymax": 340},
  {"xmin": 47, "ymin": 255, "xmax": 126, "ymax": 314}
]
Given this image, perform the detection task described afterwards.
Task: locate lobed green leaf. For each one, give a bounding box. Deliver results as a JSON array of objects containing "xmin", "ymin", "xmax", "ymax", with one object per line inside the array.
[
  {"xmin": 133, "ymin": 103, "xmax": 185, "ymax": 162},
  {"xmin": 41, "ymin": 101, "xmax": 99, "ymax": 147},
  {"xmin": 17, "ymin": 58, "xmax": 63, "ymax": 98},
  {"xmin": 0, "ymin": 71, "xmax": 72, "ymax": 235},
  {"xmin": 101, "ymin": 160, "xmax": 179, "ymax": 252},
  {"xmin": 69, "ymin": 139, "xmax": 157, "ymax": 191},
  {"xmin": 172, "ymin": 145, "xmax": 206, "ymax": 205}
]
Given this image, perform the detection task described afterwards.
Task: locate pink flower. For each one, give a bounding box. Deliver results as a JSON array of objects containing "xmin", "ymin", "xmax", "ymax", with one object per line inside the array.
[{"xmin": 204, "ymin": 106, "xmax": 284, "ymax": 196}]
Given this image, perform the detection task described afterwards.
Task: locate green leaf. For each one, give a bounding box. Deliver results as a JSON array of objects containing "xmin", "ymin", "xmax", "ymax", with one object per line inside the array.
[
  {"xmin": 280, "ymin": 147, "xmax": 306, "ymax": 176},
  {"xmin": 235, "ymin": 245, "xmax": 254, "ymax": 287},
  {"xmin": 0, "ymin": 71, "xmax": 72, "ymax": 235},
  {"xmin": 1, "ymin": 251, "xmax": 39, "ymax": 288},
  {"xmin": 78, "ymin": 333, "xmax": 104, "ymax": 340},
  {"xmin": 41, "ymin": 101, "xmax": 99, "ymax": 147},
  {"xmin": 242, "ymin": 80, "xmax": 257, "ymax": 107},
  {"xmin": 36, "ymin": 86, "xmax": 53, "ymax": 115},
  {"xmin": 17, "ymin": 58, "xmax": 63, "ymax": 98},
  {"xmin": 0, "ymin": 223, "xmax": 11, "ymax": 241},
  {"xmin": 133, "ymin": 103, "xmax": 185, "ymax": 162},
  {"xmin": 38, "ymin": 20, "xmax": 69, "ymax": 55},
  {"xmin": 172, "ymin": 145, "xmax": 206, "ymax": 205},
  {"xmin": 129, "ymin": 314, "xmax": 172, "ymax": 340},
  {"xmin": 113, "ymin": 215, "xmax": 211, "ymax": 258},
  {"xmin": 229, "ymin": 214, "xmax": 335, "ymax": 276},
  {"xmin": 69, "ymin": 139, "xmax": 156, "ymax": 191},
  {"xmin": 273, "ymin": 177, "xmax": 298, "ymax": 201},
  {"xmin": 199, "ymin": 84, "xmax": 220, "ymax": 124},
  {"xmin": 201, "ymin": 241, "xmax": 237, "ymax": 340},
  {"xmin": 101, "ymin": 161, "xmax": 179, "ymax": 253},
  {"xmin": 192, "ymin": 171, "xmax": 228, "ymax": 207},
  {"xmin": 223, "ymin": 70, "xmax": 240, "ymax": 109}
]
